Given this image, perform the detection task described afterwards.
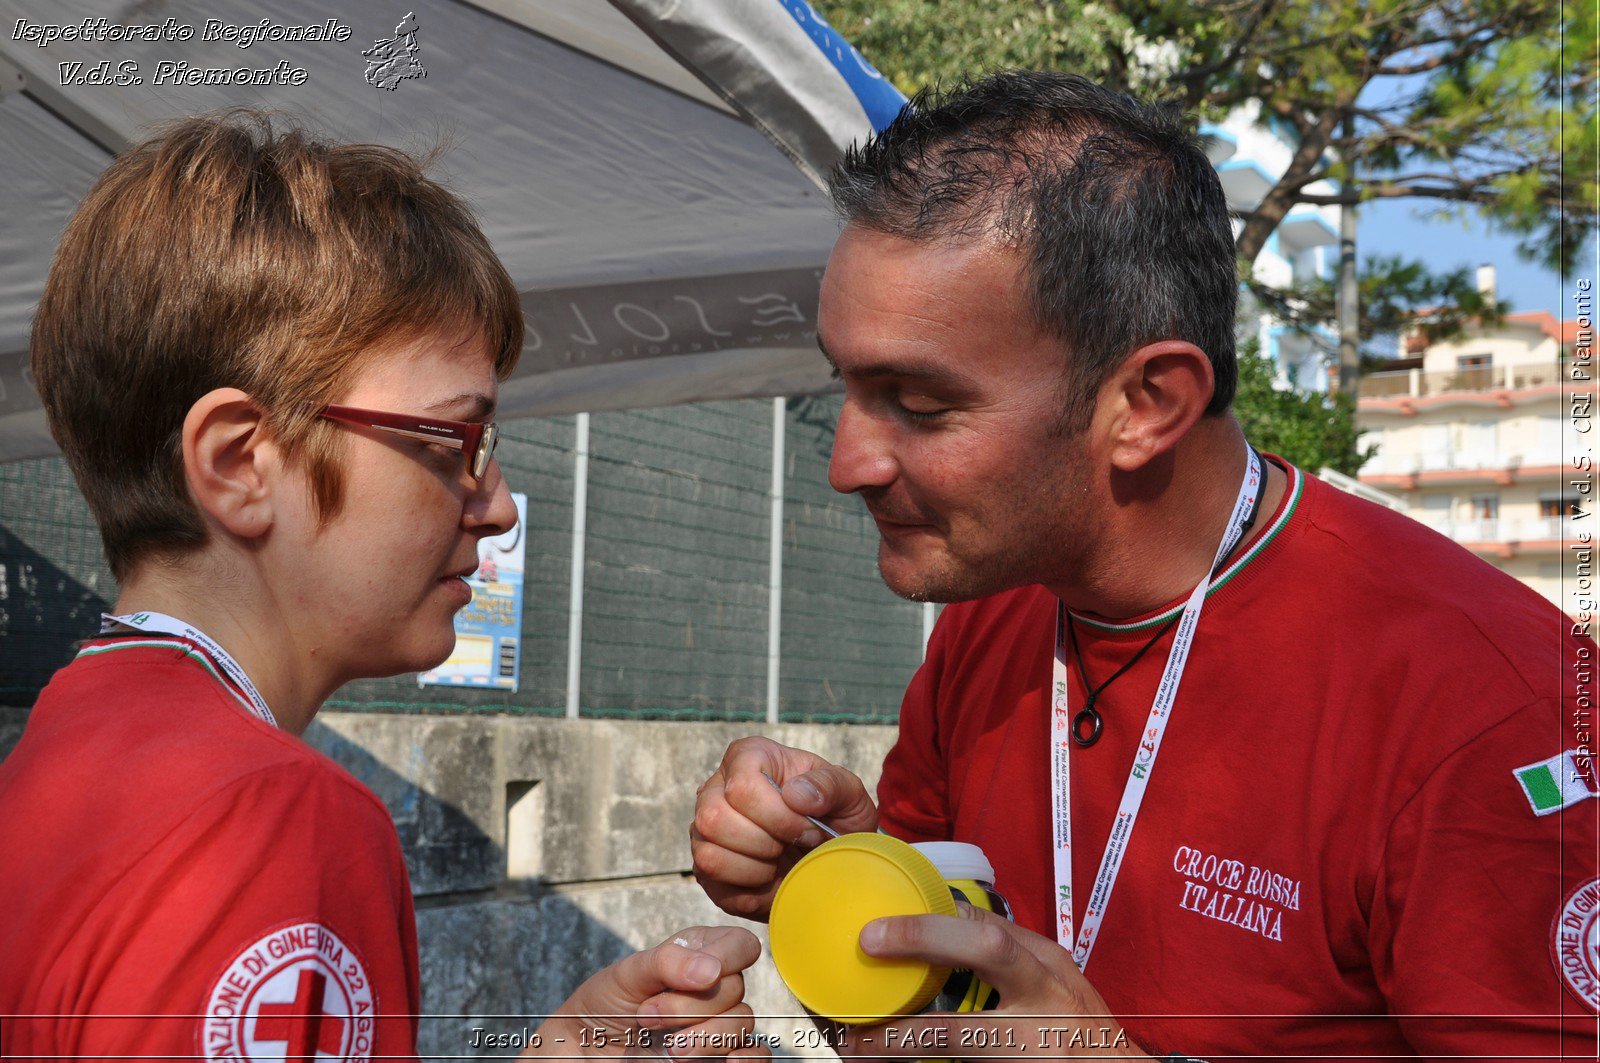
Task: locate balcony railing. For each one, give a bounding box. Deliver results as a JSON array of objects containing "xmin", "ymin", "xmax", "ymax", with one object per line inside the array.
[
  {"xmin": 1417, "ymin": 516, "xmax": 1570, "ymax": 542},
  {"xmin": 1526, "ymin": 516, "xmax": 1572, "ymax": 539},
  {"xmin": 1362, "ymin": 361, "xmax": 1566, "ymax": 400},
  {"xmin": 1361, "ymin": 450, "xmax": 1524, "ymax": 476}
]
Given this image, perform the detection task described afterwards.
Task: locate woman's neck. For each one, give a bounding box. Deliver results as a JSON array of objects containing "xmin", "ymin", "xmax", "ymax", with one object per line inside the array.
[{"xmin": 110, "ymin": 559, "xmax": 331, "ymax": 734}]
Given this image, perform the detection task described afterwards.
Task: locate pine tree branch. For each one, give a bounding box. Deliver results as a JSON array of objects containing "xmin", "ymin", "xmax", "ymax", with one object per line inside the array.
[
  {"xmin": 1372, "ymin": 28, "xmax": 1503, "ymax": 75},
  {"xmin": 1297, "ymin": 176, "xmax": 1567, "ymax": 207},
  {"xmin": 1180, "ymin": 0, "xmax": 1280, "ymax": 83},
  {"xmin": 1206, "ymin": 0, "xmax": 1450, "ymax": 73}
]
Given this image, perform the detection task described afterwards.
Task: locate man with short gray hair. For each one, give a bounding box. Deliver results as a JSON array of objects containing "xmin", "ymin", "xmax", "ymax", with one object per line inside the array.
[{"xmin": 692, "ymin": 71, "xmax": 1598, "ymax": 1059}]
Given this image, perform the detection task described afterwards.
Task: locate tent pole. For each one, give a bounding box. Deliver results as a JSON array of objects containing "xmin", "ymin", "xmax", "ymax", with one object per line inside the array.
[
  {"xmin": 566, "ymin": 412, "xmax": 590, "ymax": 719},
  {"xmin": 766, "ymin": 397, "xmax": 785, "ymax": 725},
  {"xmin": 16, "ymin": 76, "xmax": 129, "ymax": 157}
]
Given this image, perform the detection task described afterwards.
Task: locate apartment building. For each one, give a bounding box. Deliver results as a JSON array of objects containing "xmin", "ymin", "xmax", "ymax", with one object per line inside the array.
[
  {"xmin": 1204, "ymin": 101, "xmax": 1342, "ymax": 392},
  {"xmin": 1357, "ymin": 270, "xmax": 1580, "ymax": 606}
]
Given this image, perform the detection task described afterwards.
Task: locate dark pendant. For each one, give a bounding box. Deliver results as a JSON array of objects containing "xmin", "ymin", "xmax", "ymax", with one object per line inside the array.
[{"xmin": 1072, "ymin": 705, "xmax": 1103, "ymax": 747}]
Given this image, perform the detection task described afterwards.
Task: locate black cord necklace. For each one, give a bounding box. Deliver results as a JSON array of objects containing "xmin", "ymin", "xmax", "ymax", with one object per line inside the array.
[
  {"xmin": 1066, "ymin": 448, "xmax": 1269, "ymax": 749},
  {"xmin": 1066, "ymin": 610, "xmax": 1178, "ymax": 747}
]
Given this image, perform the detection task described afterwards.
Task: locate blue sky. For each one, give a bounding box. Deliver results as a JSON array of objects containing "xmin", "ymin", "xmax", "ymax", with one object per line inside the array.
[
  {"xmin": 1360, "ymin": 198, "xmax": 1590, "ymax": 321},
  {"xmin": 1348, "ymin": 61, "xmax": 1590, "ymax": 326}
]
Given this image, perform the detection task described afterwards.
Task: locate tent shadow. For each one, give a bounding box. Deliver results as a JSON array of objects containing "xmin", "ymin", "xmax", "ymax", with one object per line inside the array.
[
  {"xmin": 0, "ymin": 526, "xmax": 109, "ymax": 704},
  {"xmin": 303, "ymin": 719, "xmax": 646, "ymax": 1056}
]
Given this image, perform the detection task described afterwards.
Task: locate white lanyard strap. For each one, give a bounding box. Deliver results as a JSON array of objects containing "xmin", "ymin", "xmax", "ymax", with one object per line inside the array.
[
  {"xmin": 1050, "ymin": 447, "xmax": 1262, "ymax": 969},
  {"xmin": 99, "ymin": 611, "xmax": 277, "ymax": 728}
]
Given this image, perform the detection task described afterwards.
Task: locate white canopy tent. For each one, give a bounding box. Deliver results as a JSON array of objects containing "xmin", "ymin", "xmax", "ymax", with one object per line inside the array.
[{"xmin": 0, "ymin": 0, "xmax": 905, "ymax": 462}]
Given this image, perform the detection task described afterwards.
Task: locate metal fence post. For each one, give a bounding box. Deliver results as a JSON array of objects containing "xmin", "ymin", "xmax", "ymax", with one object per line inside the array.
[
  {"xmin": 766, "ymin": 397, "xmax": 785, "ymax": 724},
  {"xmin": 566, "ymin": 412, "xmax": 590, "ymax": 719}
]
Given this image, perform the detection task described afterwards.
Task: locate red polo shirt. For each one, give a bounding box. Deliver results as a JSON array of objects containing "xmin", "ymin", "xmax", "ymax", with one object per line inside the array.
[
  {"xmin": 879, "ymin": 461, "xmax": 1599, "ymax": 1058},
  {"xmin": 0, "ymin": 637, "xmax": 421, "ymax": 1061}
]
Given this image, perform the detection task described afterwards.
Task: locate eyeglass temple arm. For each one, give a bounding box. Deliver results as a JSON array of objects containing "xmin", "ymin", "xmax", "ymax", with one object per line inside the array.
[
  {"xmin": 321, "ymin": 406, "xmax": 471, "ymax": 449},
  {"xmin": 361, "ymin": 423, "xmax": 469, "ymax": 449}
]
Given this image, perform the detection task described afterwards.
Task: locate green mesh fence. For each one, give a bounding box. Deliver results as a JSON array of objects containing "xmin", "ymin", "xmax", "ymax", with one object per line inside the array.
[
  {"xmin": 781, "ymin": 395, "xmax": 926, "ymax": 722},
  {"xmin": 0, "ymin": 397, "xmax": 924, "ymax": 722},
  {"xmin": 0, "ymin": 456, "xmax": 117, "ymax": 702}
]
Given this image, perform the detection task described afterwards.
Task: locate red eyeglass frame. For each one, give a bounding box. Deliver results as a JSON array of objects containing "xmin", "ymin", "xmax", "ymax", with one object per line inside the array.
[{"xmin": 318, "ymin": 404, "xmax": 499, "ymax": 481}]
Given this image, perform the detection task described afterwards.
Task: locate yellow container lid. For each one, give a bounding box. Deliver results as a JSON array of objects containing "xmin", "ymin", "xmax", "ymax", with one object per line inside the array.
[{"xmin": 768, "ymin": 832, "xmax": 957, "ymax": 1024}]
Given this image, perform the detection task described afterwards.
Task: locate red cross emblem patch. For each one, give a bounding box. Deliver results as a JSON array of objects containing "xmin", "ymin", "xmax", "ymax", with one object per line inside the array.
[
  {"xmin": 1554, "ymin": 878, "xmax": 1600, "ymax": 1012},
  {"xmin": 202, "ymin": 922, "xmax": 376, "ymax": 1061}
]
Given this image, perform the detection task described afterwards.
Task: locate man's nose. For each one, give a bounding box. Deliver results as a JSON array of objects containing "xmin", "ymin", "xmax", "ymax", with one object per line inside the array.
[{"xmin": 828, "ymin": 398, "xmax": 898, "ymax": 496}]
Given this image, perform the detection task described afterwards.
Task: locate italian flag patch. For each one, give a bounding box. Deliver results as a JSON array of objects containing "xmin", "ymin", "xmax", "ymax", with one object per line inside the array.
[{"xmin": 1513, "ymin": 751, "xmax": 1595, "ymax": 816}]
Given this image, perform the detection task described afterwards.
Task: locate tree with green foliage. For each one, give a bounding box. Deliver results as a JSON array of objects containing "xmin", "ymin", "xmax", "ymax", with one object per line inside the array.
[
  {"xmin": 816, "ymin": 0, "xmax": 1594, "ymax": 276},
  {"xmin": 1232, "ymin": 338, "xmax": 1377, "ymax": 474},
  {"xmin": 812, "ymin": 0, "xmax": 1589, "ymax": 443},
  {"xmin": 1247, "ymin": 253, "xmax": 1506, "ymax": 351}
]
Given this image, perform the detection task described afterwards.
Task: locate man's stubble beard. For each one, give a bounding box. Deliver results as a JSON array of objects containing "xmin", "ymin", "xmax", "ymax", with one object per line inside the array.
[
  {"xmin": 876, "ymin": 443, "xmax": 1096, "ymax": 605},
  {"xmin": 877, "ymin": 534, "xmax": 1036, "ymax": 604}
]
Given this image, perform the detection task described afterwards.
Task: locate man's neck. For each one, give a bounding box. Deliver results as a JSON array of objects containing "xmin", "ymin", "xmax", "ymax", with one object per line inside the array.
[
  {"xmin": 1046, "ymin": 422, "xmax": 1287, "ymax": 621},
  {"xmin": 108, "ymin": 558, "xmax": 329, "ymax": 734}
]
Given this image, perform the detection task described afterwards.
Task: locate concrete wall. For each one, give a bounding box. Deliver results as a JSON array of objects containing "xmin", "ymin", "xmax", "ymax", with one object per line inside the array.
[
  {"xmin": 0, "ymin": 707, "xmax": 897, "ymax": 1059},
  {"xmin": 318, "ymin": 712, "xmax": 902, "ymax": 1058}
]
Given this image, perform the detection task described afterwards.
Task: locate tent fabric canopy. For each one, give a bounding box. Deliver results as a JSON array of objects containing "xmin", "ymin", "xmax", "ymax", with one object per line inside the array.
[{"xmin": 0, "ymin": 0, "xmax": 901, "ymax": 462}]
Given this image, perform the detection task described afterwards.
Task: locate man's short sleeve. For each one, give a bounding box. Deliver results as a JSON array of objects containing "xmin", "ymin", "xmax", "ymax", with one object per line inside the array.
[
  {"xmin": 33, "ymin": 761, "xmax": 421, "ymax": 1062},
  {"xmin": 1370, "ymin": 701, "xmax": 1599, "ymax": 1054}
]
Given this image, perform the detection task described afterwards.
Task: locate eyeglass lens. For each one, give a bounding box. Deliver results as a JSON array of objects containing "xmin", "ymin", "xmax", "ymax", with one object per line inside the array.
[{"xmin": 474, "ymin": 423, "xmax": 499, "ymax": 480}]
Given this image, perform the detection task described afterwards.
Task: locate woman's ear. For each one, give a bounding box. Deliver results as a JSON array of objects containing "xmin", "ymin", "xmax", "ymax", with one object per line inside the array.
[{"xmin": 181, "ymin": 388, "xmax": 283, "ymax": 540}]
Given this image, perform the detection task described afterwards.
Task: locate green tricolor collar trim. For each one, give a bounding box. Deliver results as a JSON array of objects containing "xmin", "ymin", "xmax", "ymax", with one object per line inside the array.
[
  {"xmin": 75, "ymin": 638, "xmax": 258, "ymax": 718},
  {"xmin": 1071, "ymin": 463, "xmax": 1304, "ymax": 634}
]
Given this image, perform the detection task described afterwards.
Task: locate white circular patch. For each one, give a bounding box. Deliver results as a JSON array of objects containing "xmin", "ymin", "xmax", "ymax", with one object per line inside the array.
[
  {"xmin": 1553, "ymin": 878, "xmax": 1600, "ymax": 1012},
  {"xmin": 202, "ymin": 922, "xmax": 376, "ymax": 1061}
]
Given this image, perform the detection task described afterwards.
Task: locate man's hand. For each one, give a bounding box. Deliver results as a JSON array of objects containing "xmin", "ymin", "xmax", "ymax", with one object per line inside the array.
[
  {"xmin": 837, "ymin": 906, "xmax": 1151, "ymax": 1061},
  {"xmin": 690, "ymin": 737, "xmax": 879, "ymax": 921},
  {"xmin": 537, "ymin": 925, "xmax": 766, "ymax": 1060}
]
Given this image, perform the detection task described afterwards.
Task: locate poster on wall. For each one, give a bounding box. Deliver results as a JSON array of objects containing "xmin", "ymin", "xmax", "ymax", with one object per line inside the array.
[{"xmin": 419, "ymin": 492, "xmax": 528, "ymax": 693}]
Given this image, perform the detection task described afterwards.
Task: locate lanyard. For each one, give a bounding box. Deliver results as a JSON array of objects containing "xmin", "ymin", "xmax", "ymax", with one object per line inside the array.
[
  {"xmin": 1049, "ymin": 446, "xmax": 1262, "ymax": 969},
  {"xmin": 99, "ymin": 611, "xmax": 278, "ymax": 728}
]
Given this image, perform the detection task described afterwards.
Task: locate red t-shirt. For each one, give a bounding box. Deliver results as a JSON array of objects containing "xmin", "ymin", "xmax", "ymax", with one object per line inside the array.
[
  {"xmin": 0, "ymin": 637, "xmax": 421, "ymax": 1061},
  {"xmin": 878, "ymin": 461, "xmax": 1600, "ymax": 1059}
]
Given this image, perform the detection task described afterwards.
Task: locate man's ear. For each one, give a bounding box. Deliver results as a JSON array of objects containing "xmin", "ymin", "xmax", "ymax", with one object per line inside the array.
[
  {"xmin": 1101, "ymin": 340, "xmax": 1215, "ymax": 473},
  {"xmin": 181, "ymin": 388, "xmax": 283, "ymax": 539}
]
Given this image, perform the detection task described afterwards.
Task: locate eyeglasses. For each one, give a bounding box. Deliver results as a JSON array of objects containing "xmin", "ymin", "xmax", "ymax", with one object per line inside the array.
[{"xmin": 318, "ymin": 403, "xmax": 500, "ymax": 482}]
